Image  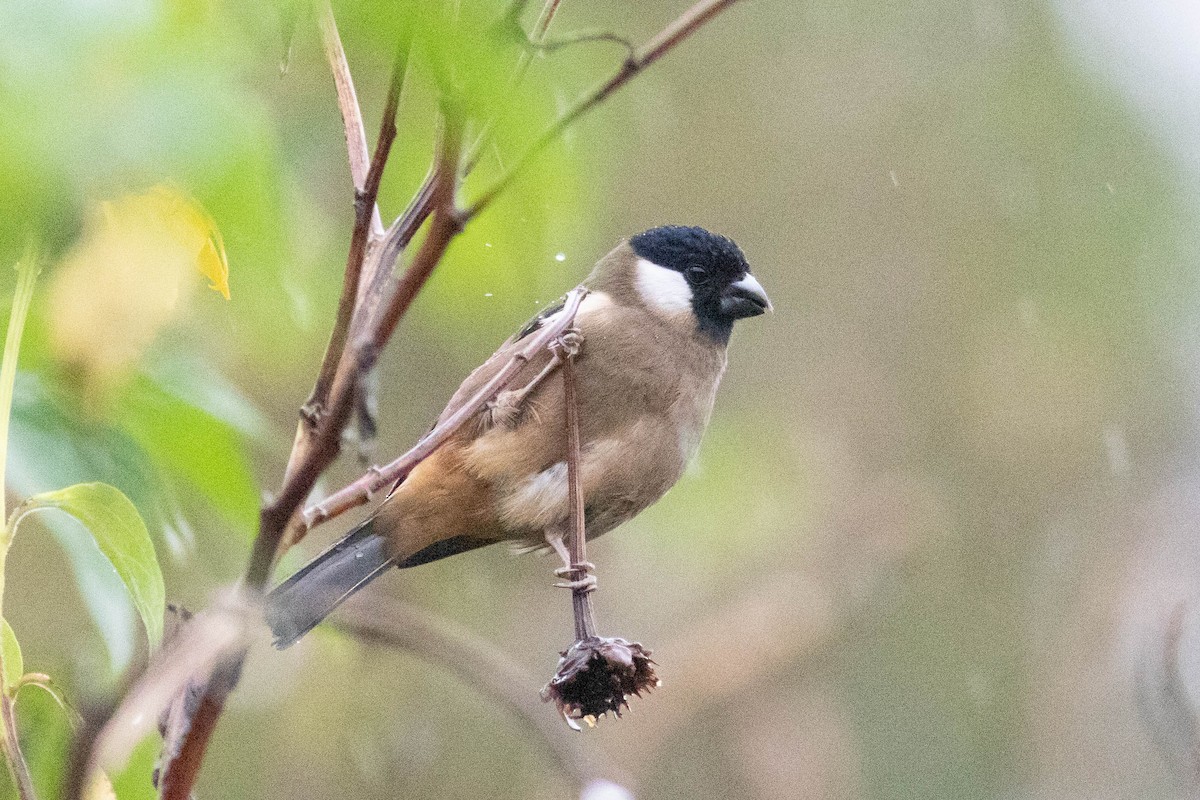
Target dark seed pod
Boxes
[541,636,659,729]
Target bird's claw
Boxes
[554,561,595,577]
[485,390,525,429]
[554,560,596,592]
[554,573,597,592]
[551,329,584,359]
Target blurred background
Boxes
[3,0,1200,797]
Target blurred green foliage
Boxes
[1,0,1199,798]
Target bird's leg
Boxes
[487,357,560,428]
[544,527,596,593]
[486,329,584,429]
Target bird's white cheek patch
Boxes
[635,258,693,316]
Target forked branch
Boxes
[67,0,752,795]
[466,0,747,219]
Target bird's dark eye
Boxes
[685,266,710,285]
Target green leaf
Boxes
[8,373,179,669]
[13,483,165,648]
[116,373,259,533]
[108,734,161,800]
[14,674,73,722]
[0,618,21,692]
[12,681,73,799]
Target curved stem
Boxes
[465,0,747,220]
[0,694,34,800]
[333,595,628,790]
[0,248,39,800]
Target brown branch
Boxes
[69,0,749,793]
[98,21,435,800]
[352,124,444,344]
[255,109,465,578]
[332,595,627,789]
[361,0,563,318]
[304,288,587,528]
[361,118,465,368]
[1,693,36,800]
[465,0,747,220]
[62,593,257,800]
[316,0,382,234]
[561,350,595,641]
[303,20,409,439]
[252,93,442,586]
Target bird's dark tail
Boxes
[264,517,394,649]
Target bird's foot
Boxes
[550,329,584,359]
[554,563,597,593]
[485,390,526,429]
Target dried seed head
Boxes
[541,636,659,728]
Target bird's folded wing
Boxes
[434,294,571,428]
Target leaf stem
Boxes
[0,246,41,800]
[0,246,39,529]
[0,694,34,800]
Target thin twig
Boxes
[302,24,410,440]
[561,350,595,640]
[365,0,563,309]
[304,288,587,528]
[316,0,383,234]
[332,595,627,789]
[361,115,465,369]
[521,30,637,62]
[463,0,564,174]
[352,116,444,347]
[69,0,748,793]
[465,0,747,220]
[1,693,36,800]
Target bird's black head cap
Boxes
[630,225,767,343]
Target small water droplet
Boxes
[484,292,493,298]
[484,242,493,248]
[555,252,566,262]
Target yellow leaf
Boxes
[48,186,230,383]
[197,235,231,300]
[151,186,231,300]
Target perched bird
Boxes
[266,225,771,647]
